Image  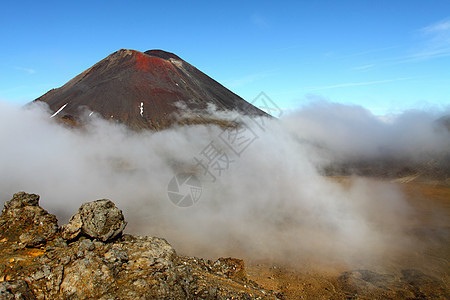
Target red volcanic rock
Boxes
[34,49,269,130]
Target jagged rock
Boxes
[210,257,247,281]
[60,213,82,240]
[3,193,39,209]
[60,255,116,298]
[61,199,127,242]
[0,192,58,247]
[0,193,276,299]
[0,280,36,299]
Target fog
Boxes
[1,100,449,269]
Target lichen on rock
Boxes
[0,279,36,299]
[0,192,276,299]
[61,199,127,242]
[0,192,58,247]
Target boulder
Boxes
[0,192,58,247]
[0,280,36,299]
[61,199,126,241]
[0,193,275,299]
[210,257,247,281]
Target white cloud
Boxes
[352,64,375,71]
[421,18,450,35]
[15,66,36,74]
[304,77,411,91]
[1,100,448,269]
[410,17,450,61]
[0,100,449,270]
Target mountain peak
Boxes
[34,49,268,130]
[145,49,182,61]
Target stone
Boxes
[2,192,39,210]
[210,257,247,281]
[60,213,82,241]
[0,193,276,299]
[60,256,115,298]
[0,280,36,299]
[61,199,127,242]
[0,192,58,247]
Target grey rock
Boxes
[60,256,71,265]
[104,246,128,264]
[0,280,36,299]
[3,192,39,210]
[210,257,247,281]
[60,213,82,240]
[32,270,45,281]
[1,193,276,299]
[0,192,58,247]
[60,256,115,298]
[62,199,127,242]
[78,239,95,251]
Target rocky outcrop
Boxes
[0,192,58,247]
[0,192,276,299]
[0,280,36,299]
[61,199,127,241]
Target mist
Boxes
[1,100,449,270]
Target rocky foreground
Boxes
[0,191,448,299]
[0,192,276,299]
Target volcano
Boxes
[34,49,268,130]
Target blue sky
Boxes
[1,0,449,115]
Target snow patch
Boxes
[139,102,144,117]
[50,103,68,118]
[89,112,93,117]
[169,58,183,67]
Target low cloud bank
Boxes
[0,100,449,269]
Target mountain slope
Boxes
[34,49,268,130]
